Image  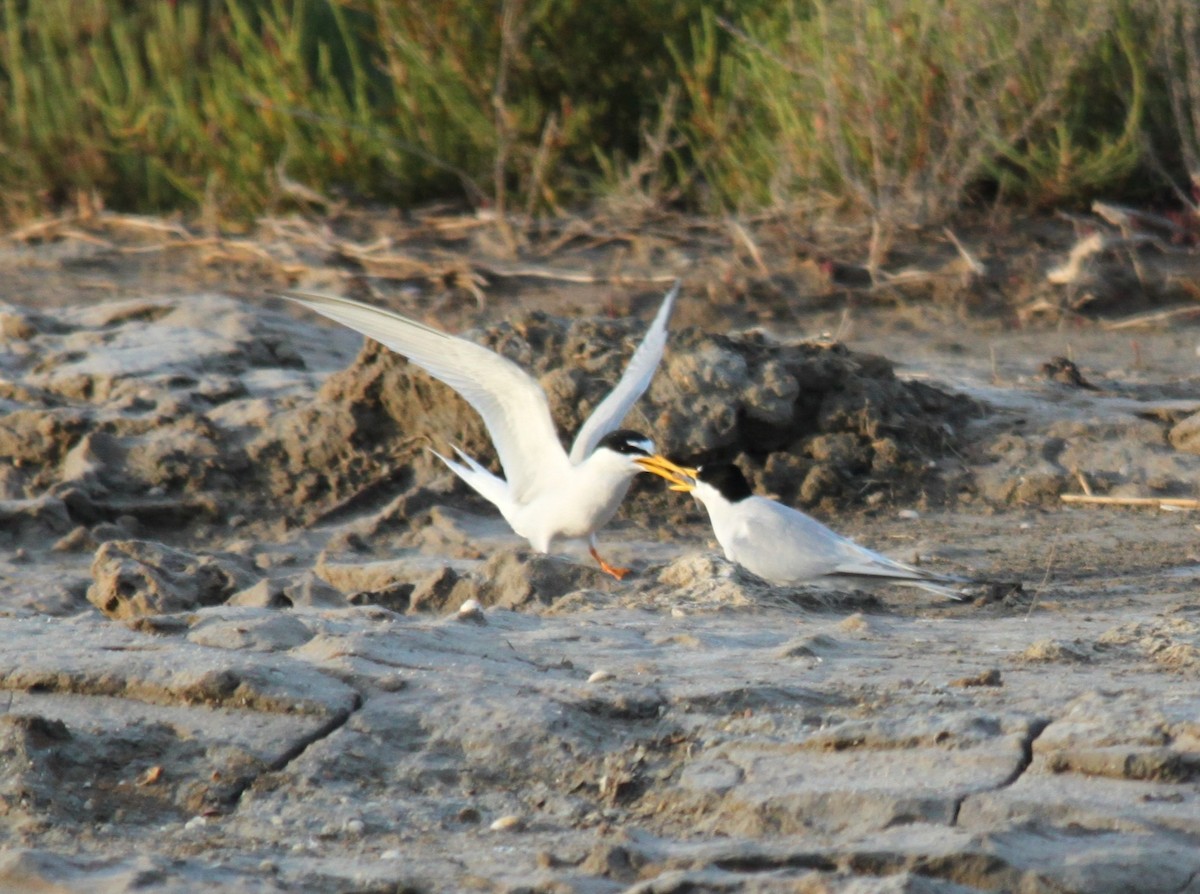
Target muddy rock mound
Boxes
[252,310,976,518]
[245,337,449,517]
[649,328,973,506]
[971,386,1200,507]
[87,540,258,619]
[407,551,615,614]
[0,295,313,543]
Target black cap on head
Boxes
[695,463,753,502]
[597,429,654,457]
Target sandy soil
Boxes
[2,209,1200,892]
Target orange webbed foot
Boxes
[589,545,630,580]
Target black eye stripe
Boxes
[597,429,654,456]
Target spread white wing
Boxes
[568,280,679,463]
[283,290,570,502]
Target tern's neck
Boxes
[692,484,740,530]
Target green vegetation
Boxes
[0,0,1190,225]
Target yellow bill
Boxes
[635,455,698,492]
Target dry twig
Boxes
[943,227,985,276]
[1061,494,1200,509]
[1101,305,1200,331]
[728,219,770,276]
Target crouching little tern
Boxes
[284,283,679,579]
[636,458,965,597]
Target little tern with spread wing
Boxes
[284,283,679,579]
[636,458,965,597]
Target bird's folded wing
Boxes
[724,500,848,582]
[830,541,966,594]
[284,290,570,500]
[830,555,943,583]
[569,280,679,463]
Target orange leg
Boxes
[589,544,630,580]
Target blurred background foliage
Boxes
[0,0,1193,226]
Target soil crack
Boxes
[226,690,364,812]
[997,716,1052,790]
[951,715,1051,827]
[1173,868,1200,894]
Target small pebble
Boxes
[344,818,365,836]
[949,668,1003,688]
[587,670,614,684]
[184,816,207,831]
[376,673,406,693]
[380,849,401,860]
[838,613,871,634]
[489,814,524,832]
[897,509,920,520]
[456,598,486,623]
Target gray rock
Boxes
[1169,410,1200,453]
[0,850,288,893]
[0,495,73,545]
[280,571,348,608]
[407,565,461,613]
[60,430,128,490]
[0,408,89,472]
[461,549,616,611]
[228,572,348,611]
[186,608,316,652]
[315,556,415,593]
[227,578,292,609]
[87,540,257,618]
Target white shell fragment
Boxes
[489,814,524,832]
[456,598,486,623]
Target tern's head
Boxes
[691,463,753,503]
[594,430,656,474]
[634,457,754,505]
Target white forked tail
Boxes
[828,556,968,600]
[430,447,514,516]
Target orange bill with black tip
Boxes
[634,455,698,492]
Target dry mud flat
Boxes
[3,287,1200,892]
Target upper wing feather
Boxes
[283,290,570,500]
[568,281,679,463]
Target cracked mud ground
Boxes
[4,216,1200,892]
